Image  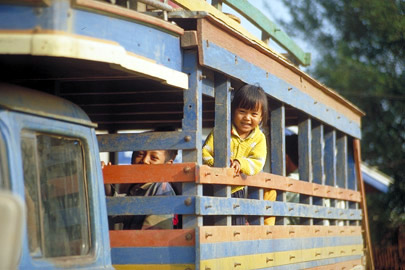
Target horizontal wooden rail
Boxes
[198,225,362,243]
[199,166,361,202]
[103,164,361,202]
[110,229,195,247]
[103,163,197,184]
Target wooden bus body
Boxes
[0,0,372,269]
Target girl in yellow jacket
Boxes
[203,84,274,225]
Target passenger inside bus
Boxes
[104,128,178,230]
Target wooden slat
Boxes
[195,17,364,126]
[113,264,195,270]
[196,197,362,220]
[106,196,195,215]
[354,139,374,269]
[198,166,361,202]
[103,163,196,184]
[305,258,363,270]
[199,225,362,243]
[109,229,195,247]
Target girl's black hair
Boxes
[231,84,269,125]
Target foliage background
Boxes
[265,0,405,246]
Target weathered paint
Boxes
[198,166,361,202]
[181,50,204,230]
[106,195,195,215]
[213,73,231,168]
[200,41,362,138]
[103,163,196,184]
[109,229,195,247]
[0,98,113,269]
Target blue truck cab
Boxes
[0,84,113,269]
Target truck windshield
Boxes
[21,131,91,259]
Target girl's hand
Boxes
[230,159,241,175]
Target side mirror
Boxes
[0,191,25,270]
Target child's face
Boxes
[132,150,171,165]
[233,104,262,138]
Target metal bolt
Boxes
[184,135,191,142]
[265,178,271,182]
[288,87,292,91]
[199,75,206,81]
[205,205,212,209]
[184,197,192,206]
[205,232,212,238]
[234,262,241,267]
[233,231,240,236]
[266,257,273,263]
[183,166,191,173]
[266,205,272,210]
[233,204,240,209]
[185,233,193,241]
[266,230,272,235]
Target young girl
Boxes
[202,84,269,225]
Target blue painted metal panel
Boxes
[199,236,363,260]
[73,9,182,70]
[0,2,70,31]
[97,131,196,152]
[111,246,195,264]
[5,111,113,269]
[0,2,182,71]
[200,41,361,138]
[107,196,195,215]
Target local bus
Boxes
[0,0,372,269]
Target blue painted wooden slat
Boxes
[200,41,361,138]
[181,50,203,228]
[270,104,285,176]
[199,236,363,260]
[213,73,231,168]
[106,196,195,215]
[324,129,337,187]
[311,122,324,185]
[196,197,362,220]
[298,117,312,225]
[298,117,312,182]
[97,131,196,152]
[111,246,195,264]
[336,133,348,189]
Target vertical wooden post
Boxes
[213,73,232,226]
[270,103,286,225]
[298,116,312,225]
[347,138,359,226]
[324,128,336,225]
[182,50,203,228]
[353,139,375,269]
[311,122,324,225]
[336,133,348,226]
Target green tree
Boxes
[267,0,405,245]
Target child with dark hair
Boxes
[202,84,269,225]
